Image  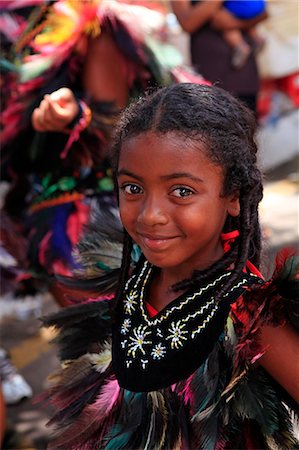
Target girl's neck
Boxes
[147,271,184,312]
[146,246,225,312]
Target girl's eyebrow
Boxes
[161,173,204,183]
[117,169,204,184]
[117,169,143,181]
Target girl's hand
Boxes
[31,87,80,132]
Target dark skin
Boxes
[118,132,240,310]
[259,324,299,403]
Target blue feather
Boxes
[50,204,78,268]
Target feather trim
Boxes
[75,206,123,274]
[41,251,299,449]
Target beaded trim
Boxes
[119,261,249,370]
[125,261,231,327]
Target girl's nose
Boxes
[137,196,168,226]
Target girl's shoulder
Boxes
[233,250,298,325]
[229,250,299,363]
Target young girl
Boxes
[43,83,299,449]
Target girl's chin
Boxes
[141,250,182,271]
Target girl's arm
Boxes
[170,0,223,34]
[211,8,268,31]
[259,323,299,403]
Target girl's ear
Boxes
[227,191,240,217]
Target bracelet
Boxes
[60,100,92,159]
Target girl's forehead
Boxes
[120,131,208,158]
[118,131,223,181]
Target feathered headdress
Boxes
[0,0,167,148]
[19,0,103,82]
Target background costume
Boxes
[0,0,186,295]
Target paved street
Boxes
[1,294,59,449]
[0,157,298,449]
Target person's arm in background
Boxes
[259,323,299,403]
[32,87,80,132]
[171,0,268,34]
[31,87,91,158]
[170,0,223,34]
[211,8,268,31]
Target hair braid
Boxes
[112,229,133,314]
[173,245,239,292]
[215,194,254,299]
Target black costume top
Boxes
[42,233,299,449]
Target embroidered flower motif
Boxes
[127,325,151,357]
[166,321,188,349]
[121,318,131,335]
[151,343,166,360]
[124,290,138,315]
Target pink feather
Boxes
[91,377,120,414]
[49,378,121,449]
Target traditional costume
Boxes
[42,209,299,449]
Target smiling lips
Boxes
[137,233,179,251]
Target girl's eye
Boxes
[171,187,194,198]
[121,183,143,195]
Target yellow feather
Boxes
[89,342,112,373]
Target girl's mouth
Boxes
[138,233,178,251]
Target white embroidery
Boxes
[127,325,152,357]
[151,343,166,360]
[156,328,163,338]
[124,290,138,315]
[141,359,149,369]
[166,321,188,349]
[121,318,131,335]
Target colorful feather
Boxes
[40,247,298,449]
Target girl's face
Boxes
[117,131,240,281]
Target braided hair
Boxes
[112,83,263,306]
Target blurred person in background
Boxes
[0,0,172,307]
[171,0,268,113]
[1,0,208,308]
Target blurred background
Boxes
[0,1,298,448]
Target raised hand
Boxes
[32,87,80,132]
